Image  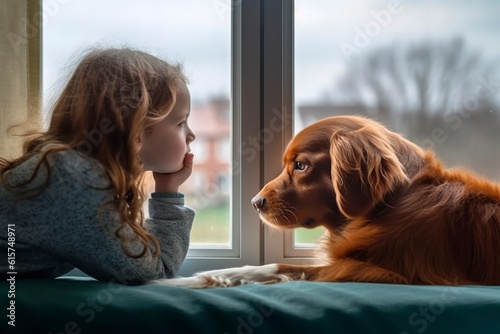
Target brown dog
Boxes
[156,115,500,288]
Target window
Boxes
[42,0,499,275]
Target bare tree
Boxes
[337,37,490,131]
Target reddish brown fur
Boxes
[253,115,500,285]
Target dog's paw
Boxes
[201,264,285,285]
[152,264,290,289]
[149,275,219,288]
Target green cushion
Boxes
[1,277,499,333]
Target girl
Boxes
[0,48,196,285]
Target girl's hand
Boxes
[152,153,194,193]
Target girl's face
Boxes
[140,84,196,173]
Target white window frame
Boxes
[181,0,317,276]
[182,0,318,275]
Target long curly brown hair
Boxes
[0,48,187,258]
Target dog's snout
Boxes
[251,195,266,211]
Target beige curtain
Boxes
[0,0,42,159]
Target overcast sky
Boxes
[42,0,500,107]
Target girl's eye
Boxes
[293,161,307,172]
[179,120,188,127]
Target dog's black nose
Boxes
[251,195,266,211]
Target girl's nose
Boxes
[187,127,196,143]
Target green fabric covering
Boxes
[1,277,499,333]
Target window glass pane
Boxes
[294,0,500,245]
[43,0,231,246]
[294,227,324,247]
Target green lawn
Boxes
[190,204,231,245]
[294,227,325,245]
[190,204,325,246]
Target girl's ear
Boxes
[329,126,409,219]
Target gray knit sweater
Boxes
[0,150,194,284]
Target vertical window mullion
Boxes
[238,0,263,266]
[261,0,300,263]
[262,0,316,263]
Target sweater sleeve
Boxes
[145,194,195,278]
[4,151,195,285]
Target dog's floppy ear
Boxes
[330,125,409,218]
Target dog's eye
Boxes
[294,161,308,172]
